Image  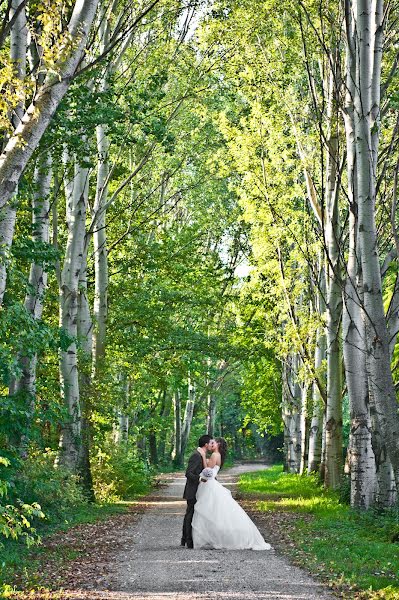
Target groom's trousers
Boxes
[182,499,196,546]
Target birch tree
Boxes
[0,0,100,305]
[347,0,399,488]
[58,151,90,471]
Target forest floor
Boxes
[8,463,335,600]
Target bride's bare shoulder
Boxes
[209,451,221,466]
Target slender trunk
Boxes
[324,59,343,489]
[181,375,195,458]
[158,391,171,461]
[114,377,130,444]
[206,392,217,437]
[58,153,89,471]
[299,382,309,475]
[92,123,109,374]
[308,266,326,473]
[282,355,302,473]
[77,243,95,500]
[10,157,52,449]
[92,11,110,376]
[172,390,182,465]
[149,431,158,465]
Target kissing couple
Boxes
[181,434,271,550]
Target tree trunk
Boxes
[282,355,302,473]
[113,374,130,446]
[323,56,343,489]
[181,375,195,459]
[352,0,399,486]
[0,0,99,306]
[172,390,182,465]
[158,390,171,461]
[77,242,95,500]
[299,382,309,475]
[342,50,376,508]
[0,0,99,202]
[92,11,110,377]
[149,430,158,465]
[308,266,326,473]
[58,152,89,471]
[0,0,27,303]
[8,155,51,453]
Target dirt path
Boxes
[55,463,334,600]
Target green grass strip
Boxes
[239,465,399,599]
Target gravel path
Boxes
[73,464,334,600]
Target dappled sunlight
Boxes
[256,495,341,515]
[239,466,339,505]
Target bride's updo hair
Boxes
[216,437,227,466]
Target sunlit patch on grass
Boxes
[239,464,399,598]
[256,493,343,515]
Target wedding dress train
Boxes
[191,465,271,550]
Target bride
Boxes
[191,437,271,551]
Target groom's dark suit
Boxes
[182,449,203,547]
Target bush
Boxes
[11,451,87,518]
[0,456,45,548]
[91,444,154,502]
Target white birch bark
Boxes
[0,0,27,304]
[0,0,99,208]
[181,375,195,457]
[0,0,99,307]
[206,392,217,437]
[282,355,302,473]
[10,157,52,395]
[91,9,111,376]
[352,0,399,486]
[58,151,90,471]
[342,29,376,508]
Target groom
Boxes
[181,434,215,549]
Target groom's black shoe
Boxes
[180,537,186,546]
[186,541,194,549]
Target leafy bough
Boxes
[0,457,44,548]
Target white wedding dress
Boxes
[191,465,271,550]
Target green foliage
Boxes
[91,444,154,502]
[10,452,86,518]
[0,456,44,549]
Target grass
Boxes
[0,501,129,597]
[239,465,399,599]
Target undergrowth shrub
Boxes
[11,450,86,518]
[0,456,45,548]
[92,444,154,501]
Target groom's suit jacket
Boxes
[183,450,203,501]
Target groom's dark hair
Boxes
[198,434,212,447]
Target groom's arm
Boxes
[185,453,202,483]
